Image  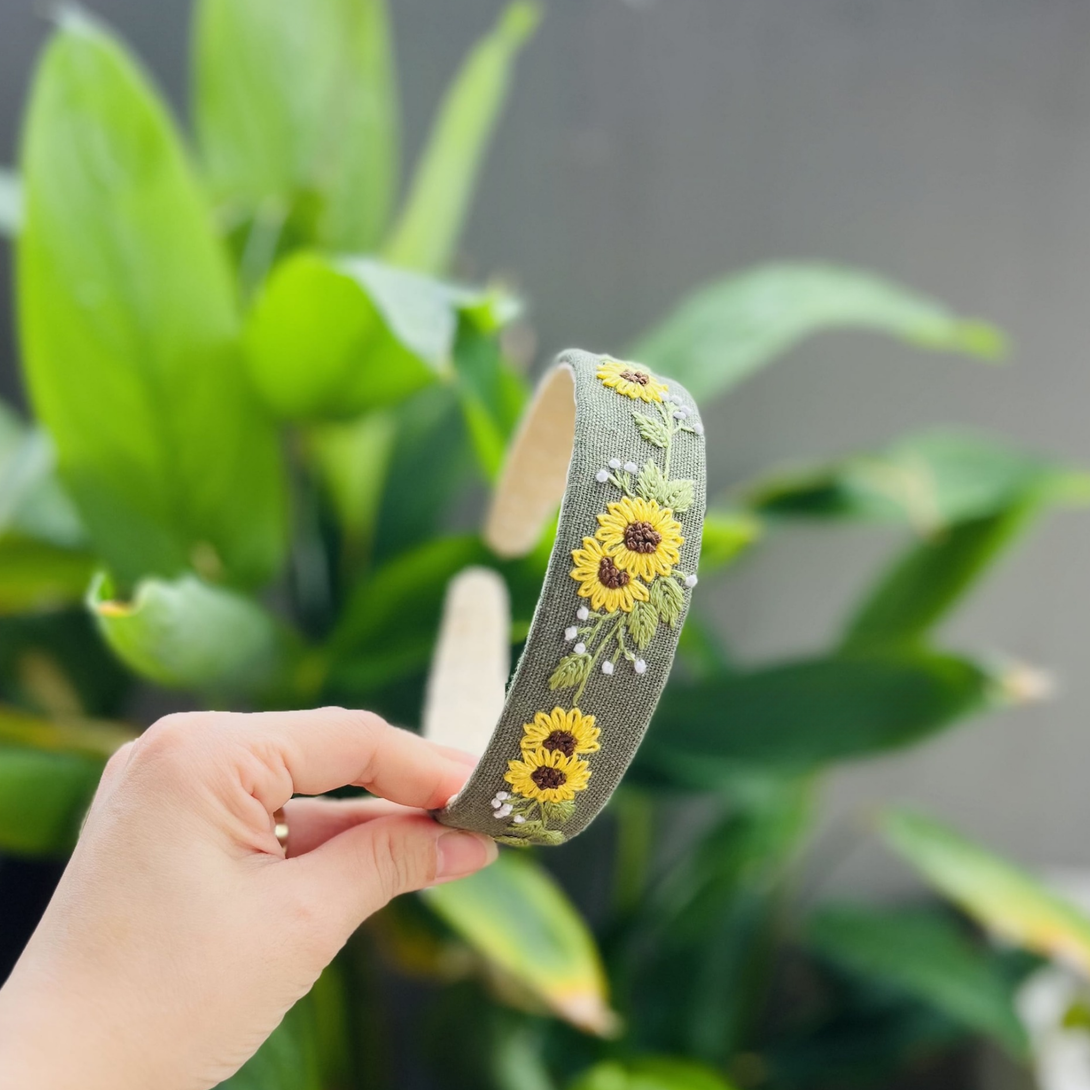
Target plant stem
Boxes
[612,787,655,917]
[573,614,623,705]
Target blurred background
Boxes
[3,0,1089,894]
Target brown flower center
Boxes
[531,766,567,791]
[542,729,578,757]
[623,520,662,554]
[620,368,650,386]
[597,556,630,589]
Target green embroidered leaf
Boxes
[549,653,590,692]
[662,477,696,514]
[636,461,670,505]
[650,577,685,628]
[505,818,546,837]
[542,799,576,824]
[496,835,534,849]
[626,600,659,651]
[633,411,670,449]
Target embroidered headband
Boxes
[423,349,706,846]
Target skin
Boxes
[0,706,497,1090]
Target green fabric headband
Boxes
[424,349,706,846]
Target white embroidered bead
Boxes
[602,660,614,675]
[495,804,513,818]
[495,791,509,801]
[574,642,587,655]
[608,458,622,470]
[564,626,578,641]
[685,573,698,588]
[692,421,705,436]
[576,606,590,621]
[490,797,502,808]
[673,408,688,420]
[595,468,610,483]
[623,461,638,474]
[512,814,526,824]
[634,658,647,675]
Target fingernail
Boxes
[436,831,498,879]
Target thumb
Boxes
[286,812,498,935]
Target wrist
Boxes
[0,957,143,1090]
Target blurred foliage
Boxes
[0,3,1088,1089]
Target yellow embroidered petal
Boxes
[570,536,649,613]
[595,497,684,581]
[595,358,669,403]
[521,707,600,757]
[505,747,592,803]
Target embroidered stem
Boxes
[574,614,624,705]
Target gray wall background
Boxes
[2,0,1090,896]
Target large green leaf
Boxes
[384,2,541,273]
[808,904,1028,1057]
[88,571,295,694]
[0,167,21,236]
[18,13,286,587]
[193,0,398,252]
[326,534,489,696]
[371,385,478,561]
[570,1058,738,1090]
[631,264,1003,403]
[217,965,350,1090]
[305,411,398,560]
[0,404,93,613]
[745,430,1090,533]
[881,809,1090,976]
[244,251,515,420]
[422,852,615,1035]
[617,785,810,1063]
[699,509,761,573]
[453,323,529,479]
[0,610,131,718]
[841,507,1032,650]
[0,540,95,615]
[0,745,102,856]
[0,704,133,761]
[638,651,999,783]
[0,401,84,549]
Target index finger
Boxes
[198,706,478,813]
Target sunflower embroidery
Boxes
[493,358,702,844]
[521,707,600,758]
[505,746,592,804]
[596,358,669,403]
[595,496,684,582]
[570,536,651,613]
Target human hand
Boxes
[0,707,496,1090]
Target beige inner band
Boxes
[423,365,577,757]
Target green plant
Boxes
[1,4,1088,1088]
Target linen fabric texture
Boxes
[432,349,706,845]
